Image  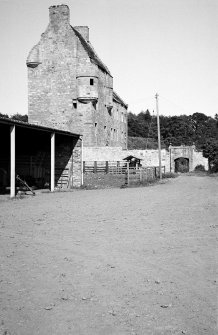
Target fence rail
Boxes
[83,161,127,174]
[83,161,165,185]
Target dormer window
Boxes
[90,78,94,85]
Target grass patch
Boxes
[83,173,126,189]
[83,172,176,190]
[162,172,178,179]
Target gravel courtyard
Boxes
[0,175,217,335]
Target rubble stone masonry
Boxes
[27,4,128,149]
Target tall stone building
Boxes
[27,4,128,148]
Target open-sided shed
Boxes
[123,155,142,168]
[0,118,82,197]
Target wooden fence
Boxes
[125,167,156,186]
[83,161,165,185]
[83,161,127,174]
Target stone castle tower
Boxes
[27,4,128,148]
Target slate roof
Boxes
[72,27,128,109]
[72,27,111,75]
[113,91,128,109]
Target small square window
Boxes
[90,79,94,85]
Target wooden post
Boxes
[169,144,172,172]
[94,161,97,173]
[127,162,129,185]
[83,161,85,173]
[106,161,109,174]
[81,137,83,186]
[117,161,120,174]
[51,132,55,192]
[145,167,148,182]
[10,125,15,198]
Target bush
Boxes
[194,164,205,172]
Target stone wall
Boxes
[192,151,208,170]
[83,147,170,171]
[55,136,82,188]
[83,146,208,172]
[27,4,128,148]
[169,145,208,172]
[71,138,82,187]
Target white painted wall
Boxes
[83,146,208,172]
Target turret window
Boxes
[90,79,94,85]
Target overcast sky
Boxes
[0,0,217,117]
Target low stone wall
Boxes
[83,146,208,173]
[193,151,208,170]
[83,147,170,171]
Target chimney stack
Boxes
[49,4,70,26]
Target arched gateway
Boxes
[174,157,189,173]
[169,145,195,173]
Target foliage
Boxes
[194,164,205,172]
[0,113,28,123]
[162,172,178,178]
[128,111,218,151]
[11,114,28,122]
[202,139,218,172]
[0,113,9,118]
[128,136,166,150]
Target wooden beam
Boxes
[10,125,15,198]
[51,132,55,192]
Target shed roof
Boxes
[0,117,81,138]
[123,155,142,161]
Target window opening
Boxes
[90,78,94,85]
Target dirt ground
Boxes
[0,175,217,335]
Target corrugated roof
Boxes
[0,117,81,137]
[72,27,112,75]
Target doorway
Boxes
[174,157,189,173]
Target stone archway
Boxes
[174,157,189,173]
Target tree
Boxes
[202,139,218,172]
[11,114,28,123]
[0,113,9,118]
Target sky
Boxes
[0,0,217,117]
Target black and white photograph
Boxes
[0,0,217,334]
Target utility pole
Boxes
[155,93,162,179]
